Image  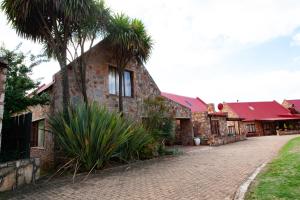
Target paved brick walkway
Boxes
[4,135,298,200]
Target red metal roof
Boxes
[161,92,207,112]
[286,99,300,112]
[226,101,300,121]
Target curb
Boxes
[233,162,267,200]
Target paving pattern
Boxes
[4,135,298,200]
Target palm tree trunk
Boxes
[80,51,88,104]
[118,68,123,113]
[81,64,88,104]
[58,48,70,113]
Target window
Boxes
[246,124,256,133]
[228,126,236,134]
[109,66,133,97]
[31,119,45,147]
[211,120,220,135]
[263,123,271,130]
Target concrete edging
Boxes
[233,162,267,200]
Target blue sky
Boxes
[1,0,300,107]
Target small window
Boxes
[211,120,220,135]
[263,123,271,130]
[108,66,133,97]
[246,124,256,133]
[228,126,236,134]
[31,119,45,147]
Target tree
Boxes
[69,1,110,103]
[1,0,99,112]
[0,45,49,119]
[105,14,153,113]
[143,96,175,151]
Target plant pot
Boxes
[194,137,201,146]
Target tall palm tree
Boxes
[106,14,153,113]
[1,0,98,112]
[70,1,110,104]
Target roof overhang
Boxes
[208,112,227,117]
[227,117,245,121]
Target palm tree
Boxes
[70,1,110,104]
[106,14,153,113]
[1,0,100,111]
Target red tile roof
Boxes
[285,99,300,112]
[226,101,300,121]
[161,92,207,112]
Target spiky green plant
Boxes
[49,103,153,171]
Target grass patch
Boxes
[246,136,300,200]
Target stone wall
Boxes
[282,100,300,114]
[192,112,228,136]
[0,61,7,151]
[192,112,211,137]
[0,158,40,192]
[162,97,192,119]
[282,100,292,110]
[192,112,235,145]
[277,129,300,136]
[29,40,164,168]
[222,103,240,118]
[52,40,161,120]
[210,134,247,146]
[29,104,54,170]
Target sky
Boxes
[1,0,300,107]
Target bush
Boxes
[143,96,175,152]
[49,103,153,171]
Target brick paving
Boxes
[4,135,298,200]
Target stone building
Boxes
[282,99,300,114]
[222,101,300,137]
[28,40,194,168]
[0,58,7,151]
[161,92,245,145]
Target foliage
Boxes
[0,45,49,119]
[246,136,300,200]
[1,0,107,111]
[105,13,153,112]
[143,96,175,152]
[57,1,111,103]
[48,103,154,172]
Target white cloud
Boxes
[1,0,300,102]
[291,32,300,46]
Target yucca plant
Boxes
[115,124,155,161]
[49,103,153,173]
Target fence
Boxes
[0,113,32,163]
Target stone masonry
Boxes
[29,40,193,168]
[0,158,40,192]
[0,58,7,151]
[192,111,238,145]
[52,40,161,119]
[29,104,54,170]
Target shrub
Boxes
[143,96,175,152]
[49,103,153,172]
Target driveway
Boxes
[4,135,298,200]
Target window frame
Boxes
[31,119,46,148]
[228,126,236,135]
[246,124,256,133]
[211,120,220,135]
[108,66,134,98]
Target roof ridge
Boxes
[161,91,197,100]
[226,101,277,104]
